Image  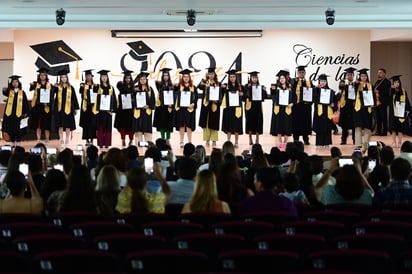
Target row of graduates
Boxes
[2,65,410,150]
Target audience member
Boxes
[0,170,43,215]
[181,169,231,213]
[238,167,298,216]
[373,157,412,208]
[95,164,121,215]
[167,157,197,204]
[116,163,171,213]
[41,169,67,215]
[280,172,309,205]
[397,140,412,167]
[125,145,142,171]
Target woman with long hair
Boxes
[2,75,29,146]
[174,69,198,147]
[115,162,171,213]
[181,169,231,213]
[53,69,79,147]
[79,69,97,146]
[153,68,175,146]
[114,70,135,147]
[132,72,155,144]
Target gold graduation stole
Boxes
[32,82,51,113]
[5,89,23,117]
[245,84,252,111]
[395,89,407,123]
[156,88,173,113]
[339,80,349,108]
[92,85,113,114]
[175,85,194,112]
[203,81,219,112]
[57,85,72,114]
[82,84,91,112]
[295,79,311,104]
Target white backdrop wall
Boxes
[13,29,370,133]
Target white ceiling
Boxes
[1,0,412,38]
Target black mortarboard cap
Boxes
[276,70,289,77]
[122,70,134,76]
[57,69,69,76]
[8,75,22,81]
[179,69,192,75]
[390,75,402,81]
[344,67,357,73]
[136,71,150,78]
[296,66,307,72]
[160,68,172,73]
[30,40,82,78]
[248,71,260,77]
[37,67,49,74]
[84,69,94,76]
[318,74,330,80]
[97,70,110,76]
[127,40,154,60]
[225,69,238,75]
[206,67,216,73]
[357,68,369,75]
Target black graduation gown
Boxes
[93,84,118,130]
[174,85,198,131]
[291,78,314,135]
[132,87,155,133]
[53,85,79,130]
[338,80,357,130]
[114,81,134,133]
[353,83,375,129]
[29,81,54,131]
[198,82,222,130]
[312,87,334,145]
[79,83,97,139]
[221,83,243,134]
[244,84,265,134]
[153,81,175,132]
[270,87,294,136]
[388,88,411,133]
[2,88,30,136]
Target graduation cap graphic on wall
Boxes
[30,40,82,79]
[126,40,154,71]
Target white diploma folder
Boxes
[395,101,406,118]
[362,90,374,106]
[121,94,132,110]
[163,90,174,105]
[302,87,313,102]
[135,92,147,109]
[208,86,220,101]
[320,89,332,105]
[39,88,50,104]
[252,86,262,101]
[279,90,289,106]
[228,91,240,107]
[180,91,191,107]
[100,95,111,111]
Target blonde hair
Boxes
[189,170,218,212]
[95,164,120,193]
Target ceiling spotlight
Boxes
[325,8,335,25]
[187,9,196,26]
[56,8,66,26]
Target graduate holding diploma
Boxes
[92,70,118,148]
[388,75,411,148]
[114,70,135,147]
[2,75,29,146]
[270,70,294,148]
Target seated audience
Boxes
[95,164,121,215]
[397,140,412,167]
[167,157,197,204]
[279,172,309,205]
